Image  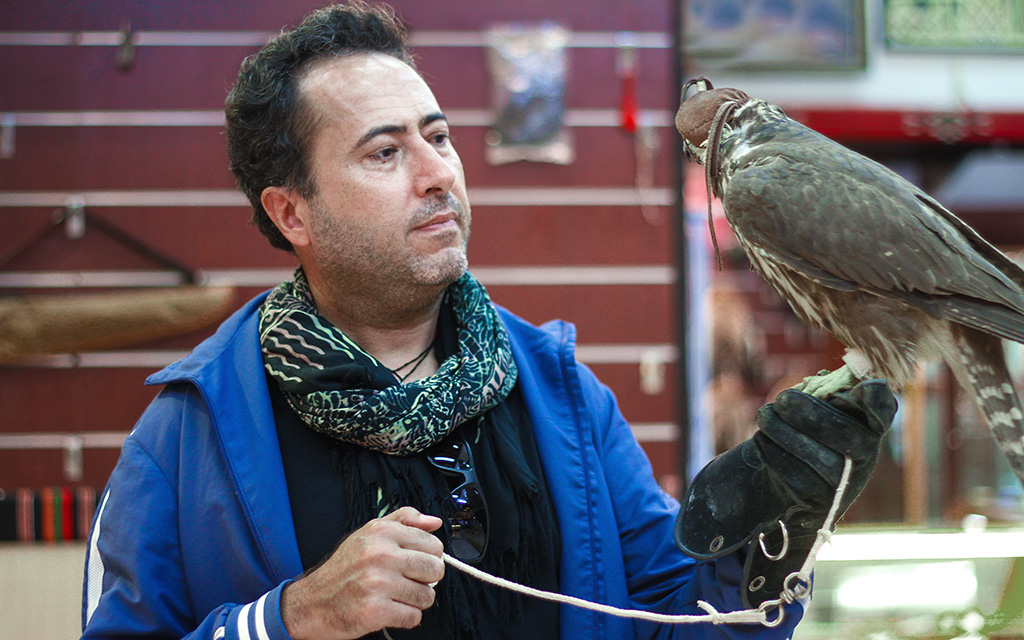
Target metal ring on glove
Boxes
[782,570,811,602]
[758,521,789,561]
[757,600,786,628]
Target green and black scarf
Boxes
[258,268,518,455]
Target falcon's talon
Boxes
[795,366,858,400]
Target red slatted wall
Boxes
[0,0,683,512]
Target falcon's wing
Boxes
[722,145,1024,342]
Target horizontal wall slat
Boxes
[0,188,674,207]
[0,30,672,49]
[3,343,676,370]
[0,422,677,449]
[3,108,674,128]
[0,432,126,449]
[0,265,674,288]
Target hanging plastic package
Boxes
[484,23,573,165]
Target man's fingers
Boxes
[355,596,426,632]
[401,548,445,586]
[361,509,445,586]
[388,506,444,534]
[390,577,438,611]
[384,507,445,559]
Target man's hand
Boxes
[281,506,445,640]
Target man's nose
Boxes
[413,142,457,196]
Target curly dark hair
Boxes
[225,2,414,251]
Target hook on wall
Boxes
[116,19,136,71]
[65,196,86,240]
[1,114,15,159]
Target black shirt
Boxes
[269,303,560,639]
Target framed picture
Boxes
[884,0,1024,54]
[683,0,866,71]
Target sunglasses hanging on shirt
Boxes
[427,435,489,563]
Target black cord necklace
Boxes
[389,338,436,383]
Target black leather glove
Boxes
[674,379,896,609]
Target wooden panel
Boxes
[0,430,680,495]
[0,124,678,191]
[487,284,674,343]
[453,126,678,188]
[0,361,676,431]
[0,38,673,112]
[0,127,237,191]
[469,206,674,266]
[639,441,681,494]
[0,47,250,111]
[586,362,677,423]
[0,212,275,274]
[418,46,675,112]
[1,0,672,36]
[0,207,288,273]
[395,0,672,32]
[0,449,120,489]
[0,368,156,432]
[0,205,672,270]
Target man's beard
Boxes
[310,193,471,292]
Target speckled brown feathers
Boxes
[675,77,1024,485]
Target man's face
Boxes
[298,53,471,292]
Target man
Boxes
[81,3,895,639]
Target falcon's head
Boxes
[675,77,750,166]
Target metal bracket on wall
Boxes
[0,197,199,284]
[640,348,667,396]
[116,19,136,70]
[64,195,86,239]
[1,113,14,159]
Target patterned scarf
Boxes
[258,269,518,456]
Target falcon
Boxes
[676,77,1024,485]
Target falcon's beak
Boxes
[681,76,714,102]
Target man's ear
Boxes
[261,186,312,248]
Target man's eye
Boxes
[431,133,451,146]
[371,147,398,161]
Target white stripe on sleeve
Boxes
[84,490,112,623]
[253,593,271,640]
[237,602,253,640]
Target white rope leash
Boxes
[442,456,855,628]
[443,553,770,625]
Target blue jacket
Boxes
[82,291,803,639]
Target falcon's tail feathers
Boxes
[951,327,1024,486]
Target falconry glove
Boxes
[674,378,896,609]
